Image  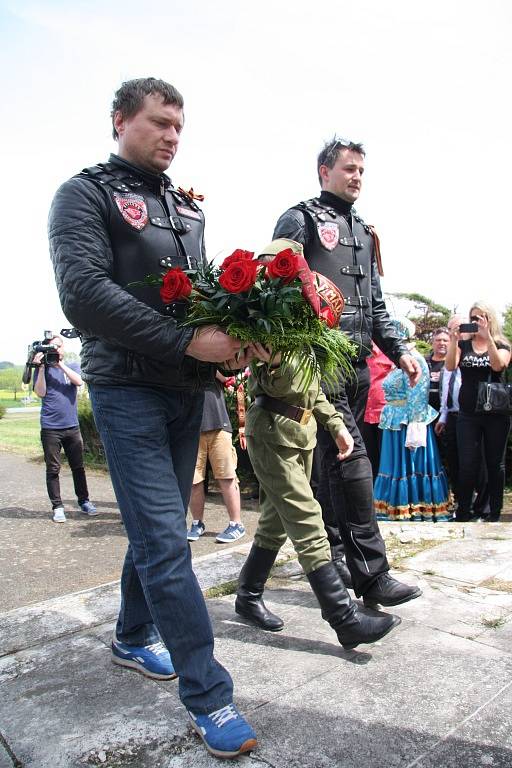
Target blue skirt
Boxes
[374,424,450,521]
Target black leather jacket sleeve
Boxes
[48,176,194,366]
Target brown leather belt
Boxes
[254,395,312,425]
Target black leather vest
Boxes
[79,156,206,318]
[295,198,375,361]
[74,156,214,390]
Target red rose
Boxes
[265,248,300,283]
[220,249,255,271]
[160,267,193,304]
[218,260,258,293]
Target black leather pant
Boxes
[315,362,389,596]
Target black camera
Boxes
[22,331,60,384]
[459,322,479,334]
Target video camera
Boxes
[22,328,80,385]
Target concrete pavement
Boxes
[1,452,512,766]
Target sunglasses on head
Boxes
[333,137,354,150]
[324,137,356,163]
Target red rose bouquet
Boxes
[132,246,355,389]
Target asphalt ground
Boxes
[0,450,259,612]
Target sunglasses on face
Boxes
[470,315,484,322]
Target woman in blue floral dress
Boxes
[374,318,450,521]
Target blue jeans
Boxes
[89,385,233,713]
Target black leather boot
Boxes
[307,561,401,650]
[332,558,353,590]
[235,545,284,631]
[363,573,422,608]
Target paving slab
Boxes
[379,574,512,641]
[0,743,13,768]
[413,680,512,767]
[0,633,189,768]
[404,536,512,584]
[233,588,512,768]
[3,568,512,767]
[0,541,296,658]
[3,445,512,767]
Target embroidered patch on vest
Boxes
[317,222,339,251]
[113,193,148,231]
[175,205,201,221]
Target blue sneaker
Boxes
[216,522,246,543]
[111,638,177,680]
[188,704,257,758]
[80,500,99,516]
[187,520,206,541]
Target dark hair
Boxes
[432,327,450,338]
[317,137,365,184]
[111,77,184,139]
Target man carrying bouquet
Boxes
[48,77,256,759]
[273,137,422,608]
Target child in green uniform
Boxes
[235,240,400,649]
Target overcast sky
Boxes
[1,0,511,363]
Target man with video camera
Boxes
[33,334,97,523]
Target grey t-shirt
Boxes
[201,382,232,433]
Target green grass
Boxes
[384,536,444,569]
[480,616,507,630]
[0,411,41,456]
[204,580,238,598]
[0,388,38,410]
[0,409,108,472]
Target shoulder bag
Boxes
[475,374,512,416]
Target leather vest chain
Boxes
[296,198,375,360]
[80,161,206,317]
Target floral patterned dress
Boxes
[373,352,449,521]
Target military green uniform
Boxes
[246,363,344,574]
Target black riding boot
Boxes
[332,556,353,589]
[235,545,284,631]
[307,561,401,650]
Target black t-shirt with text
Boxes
[458,339,510,413]
[425,355,444,412]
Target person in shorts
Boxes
[188,372,245,543]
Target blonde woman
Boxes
[445,302,511,522]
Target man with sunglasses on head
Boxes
[273,137,422,610]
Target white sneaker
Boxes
[52,506,66,523]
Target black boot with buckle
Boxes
[307,561,401,650]
[235,545,284,632]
